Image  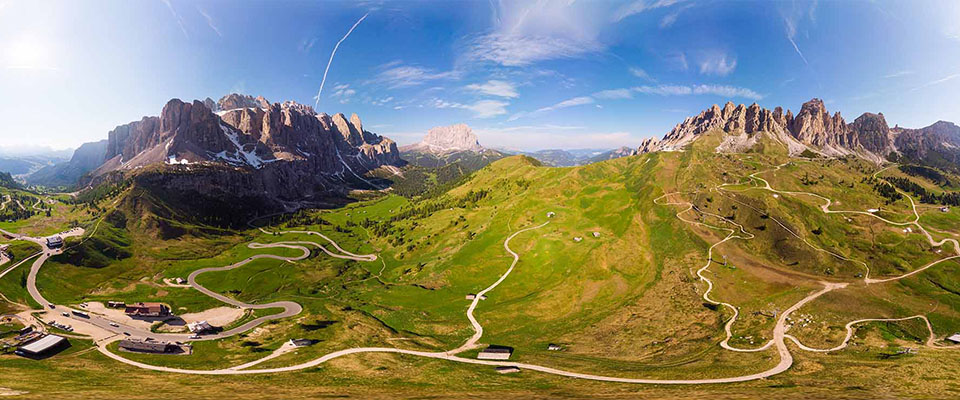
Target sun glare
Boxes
[4,36,53,70]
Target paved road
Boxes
[9,225,380,346]
[14,161,960,383]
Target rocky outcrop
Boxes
[893,121,960,171]
[77,94,402,223]
[647,97,960,169]
[400,123,506,170]
[848,112,894,158]
[637,137,660,153]
[402,124,484,154]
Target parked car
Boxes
[61,312,70,317]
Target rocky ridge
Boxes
[77,93,402,227]
[643,98,960,168]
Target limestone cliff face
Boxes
[643,97,960,168]
[402,123,484,154]
[84,94,402,221]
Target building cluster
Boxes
[124,302,170,318]
[8,328,69,359]
[45,236,63,249]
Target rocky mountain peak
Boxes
[217,93,270,111]
[404,123,484,154]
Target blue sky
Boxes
[1,0,959,151]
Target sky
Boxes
[1,0,959,152]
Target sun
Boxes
[4,35,53,70]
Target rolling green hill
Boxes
[3,129,960,399]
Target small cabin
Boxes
[477,345,513,360]
[496,366,521,374]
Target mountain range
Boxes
[644,98,960,171]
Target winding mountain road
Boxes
[6,159,960,384]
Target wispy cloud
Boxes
[299,37,318,53]
[196,6,221,38]
[162,0,189,39]
[467,32,602,67]
[329,83,356,104]
[633,84,762,100]
[698,53,737,76]
[466,80,519,98]
[465,1,606,66]
[433,98,509,118]
[884,70,914,79]
[614,0,682,22]
[629,67,656,82]
[781,1,816,65]
[633,85,692,96]
[912,72,960,91]
[508,96,595,121]
[314,13,368,109]
[536,96,595,113]
[369,64,458,89]
[667,52,689,71]
[593,88,634,100]
[659,2,693,28]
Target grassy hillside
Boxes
[4,130,960,398]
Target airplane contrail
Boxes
[314,13,369,110]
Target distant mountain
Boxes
[643,98,960,171]
[0,151,71,178]
[586,146,640,164]
[400,124,506,170]
[0,171,20,189]
[517,148,612,167]
[26,140,108,188]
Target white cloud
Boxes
[633,85,693,96]
[467,33,602,67]
[466,80,519,98]
[467,99,510,118]
[369,64,458,89]
[912,72,960,91]
[536,96,595,113]
[196,6,221,38]
[162,0,189,39]
[781,1,816,65]
[698,53,737,76]
[432,98,509,118]
[465,1,606,66]
[629,67,656,82]
[632,84,762,100]
[509,96,595,121]
[692,84,762,100]
[659,3,692,28]
[329,83,356,104]
[614,0,681,22]
[884,70,914,79]
[593,88,633,100]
